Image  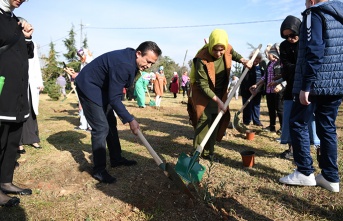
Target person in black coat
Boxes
[0,0,34,207]
[76,41,162,184]
[240,51,264,127]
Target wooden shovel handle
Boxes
[196,44,262,153]
[238,84,263,113]
[137,130,163,166]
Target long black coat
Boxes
[0,10,34,122]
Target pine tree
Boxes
[41,42,63,100]
[63,25,81,72]
[41,42,61,82]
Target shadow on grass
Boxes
[46,130,223,220]
[215,196,274,221]
[258,187,342,220]
[0,205,27,221]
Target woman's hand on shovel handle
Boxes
[213,96,227,113]
[240,58,253,69]
[129,119,140,135]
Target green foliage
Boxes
[146,55,181,81]
[63,25,80,66]
[41,42,63,82]
[232,62,243,77]
[192,161,227,205]
[44,79,61,101]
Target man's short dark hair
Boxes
[136,41,162,56]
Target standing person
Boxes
[189,29,251,160]
[153,66,167,108]
[230,75,239,100]
[18,41,44,153]
[272,15,320,160]
[280,0,343,193]
[181,71,190,98]
[170,72,179,98]
[251,43,284,133]
[77,48,93,131]
[240,51,264,127]
[0,0,33,207]
[75,41,162,183]
[56,73,67,97]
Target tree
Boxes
[232,62,243,77]
[63,25,80,72]
[41,42,61,82]
[82,35,88,49]
[40,42,63,100]
[151,56,180,80]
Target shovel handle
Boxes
[195,44,262,153]
[238,84,263,113]
[146,86,151,99]
[137,130,164,167]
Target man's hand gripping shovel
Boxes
[175,44,262,185]
[136,130,195,198]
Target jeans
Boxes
[290,95,342,182]
[281,100,320,146]
[77,89,122,173]
[242,93,262,125]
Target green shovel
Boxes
[137,130,194,198]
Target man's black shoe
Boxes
[93,170,116,183]
[111,157,137,167]
[263,125,276,132]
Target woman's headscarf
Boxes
[208,29,229,56]
[0,0,14,12]
[189,29,229,83]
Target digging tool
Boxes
[175,44,262,184]
[232,84,263,130]
[136,130,194,199]
[146,86,156,106]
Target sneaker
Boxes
[74,126,87,131]
[280,149,293,160]
[93,170,116,184]
[111,157,137,167]
[279,169,316,186]
[315,174,339,192]
[276,129,282,135]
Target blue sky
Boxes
[16,0,308,68]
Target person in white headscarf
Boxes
[0,0,33,207]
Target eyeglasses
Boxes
[284,33,297,39]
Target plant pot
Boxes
[240,150,255,167]
[246,130,255,140]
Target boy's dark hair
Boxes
[136,41,162,56]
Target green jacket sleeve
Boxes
[194,58,216,99]
[231,48,243,63]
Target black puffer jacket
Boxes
[0,9,34,122]
[279,15,301,100]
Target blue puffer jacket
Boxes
[293,1,343,95]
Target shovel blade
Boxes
[175,152,206,184]
[232,112,240,129]
[165,163,195,199]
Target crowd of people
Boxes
[0,0,342,209]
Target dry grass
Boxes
[0,92,342,221]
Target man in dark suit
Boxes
[76,41,162,183]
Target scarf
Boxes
[0,0,13,12]
[190,29,229,83]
